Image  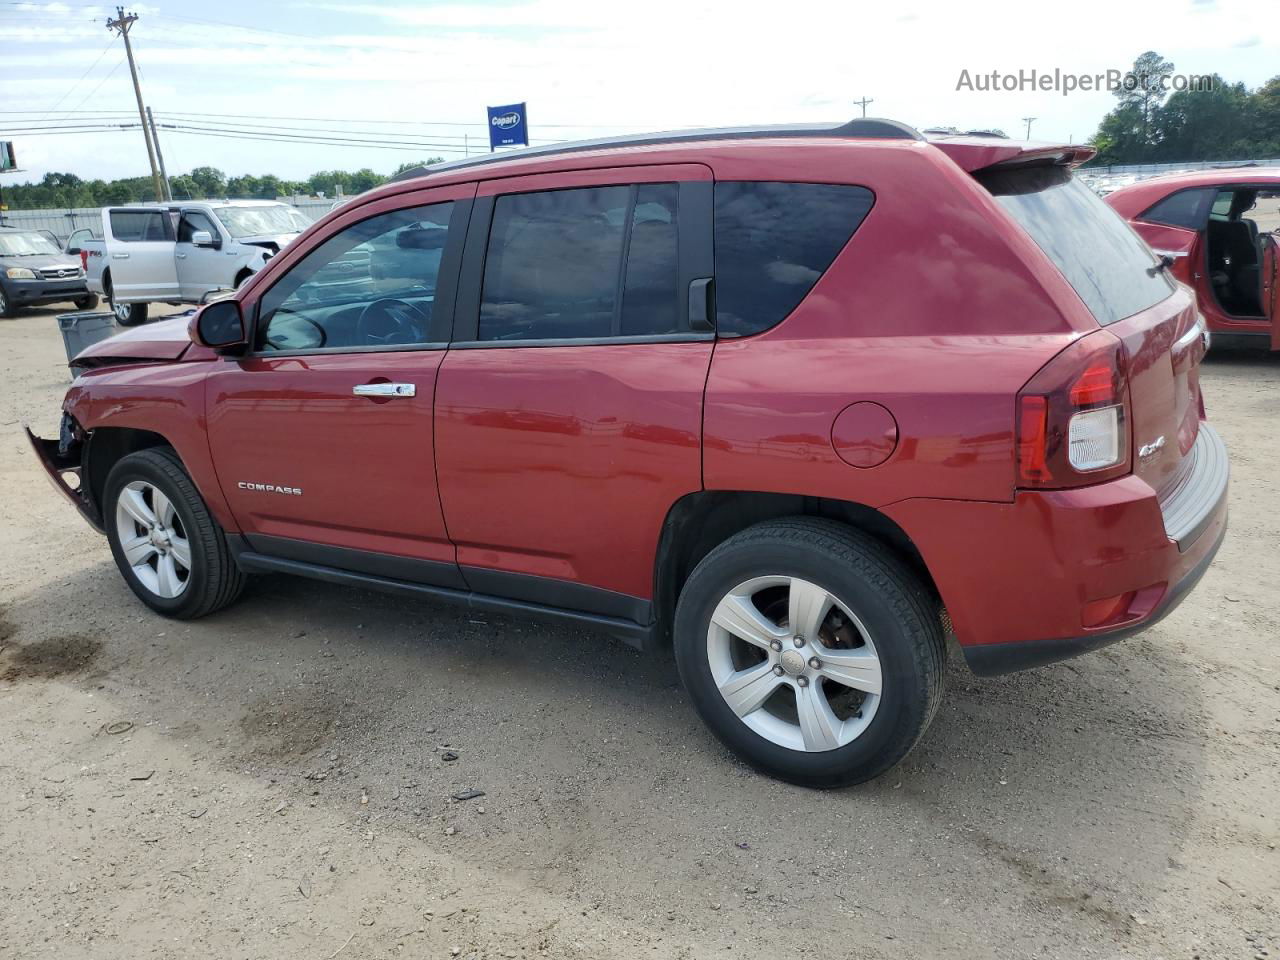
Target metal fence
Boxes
[0,197,335,244]
[1084,158,1280,175]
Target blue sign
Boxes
[487,103,528,150]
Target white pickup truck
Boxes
[76,200,312,325]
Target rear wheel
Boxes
[105,275,147,326]
[104,448,246,619]
[673,518,945,787]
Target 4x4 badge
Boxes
[1138,436,1166,460]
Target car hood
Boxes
[73,315,195,366]
[0,253,81,271]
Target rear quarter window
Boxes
[978,166,1173,326]
[714,182,874,337]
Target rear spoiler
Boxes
[928,136,1097,173]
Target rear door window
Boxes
[109,209,171,242]
[714,182,874,337]
[1138,187,1215,230]
[978,166,1174,326]
[478,183,683,341]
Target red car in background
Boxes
[1106,169,1280,350]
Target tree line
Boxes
[0,159,442,211]
[1089,52,1280,166]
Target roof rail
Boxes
[388,117,924,184]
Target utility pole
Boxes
[146,106,172,200]
[106,7,164,202]
[1022,116,1036,139]
[854,97,874,118]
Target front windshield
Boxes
[213,205,306,239]
[0,231,61,256]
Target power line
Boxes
[62,55,127,117]
[152,113,565,146]
[160,126,473,155]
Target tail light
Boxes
[1016,332,1130,489]
[79,250,88,272]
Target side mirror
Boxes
[67,246,81,255]
[191,230,221,249]
[191,299,247,351]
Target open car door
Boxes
[1264,233,1279,350]
[1129,220,1200,289]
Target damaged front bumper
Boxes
[24,413,103,532]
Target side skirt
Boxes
[232,549,656,651]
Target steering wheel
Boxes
[357,298,429,345]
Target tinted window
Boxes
[258,202,454,352]
[177,211,217,243]
[980,166,1173,326]
[714,182,873,337]
[1140,187,1213,229]
[479,183,681,341]
[110,209,170,242]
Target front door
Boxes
[434,165,715,615]
[175,208,230,300]
[205,182,475,586]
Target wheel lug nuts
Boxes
[793,636,805,647]
[796,676,809,688]
[808,657,821,670]
[769,640,783,652]
[772,665,785,677]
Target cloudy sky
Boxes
[2,0,1278,184]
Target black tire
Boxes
[104,447,247,619]
[74,294,100,311]
[673,518,945,788]
[0,283,16,318]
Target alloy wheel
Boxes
[112,300,132,323]
[706,576,883,752]
[114,480,192,599]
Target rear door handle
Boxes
[112,253,130,260]
[688,277,714,332]
[353,382,415,397]
[175,252,187,259]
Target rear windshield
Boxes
[978,165,1173,326]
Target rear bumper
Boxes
[884,423,1229,676]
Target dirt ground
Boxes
[1,302,1277,960]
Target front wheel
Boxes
[74,294,100,311]
[104,448,246,619]
[0,284,16,317]
[673,518,945,788]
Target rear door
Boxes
[105,207,178,300]
[434,164,714,612]
[175,208,230,300]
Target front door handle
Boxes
[175,252,187,259]
[353,382,415,397]
[112,252,130,260]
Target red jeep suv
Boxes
[29,120,1228,787]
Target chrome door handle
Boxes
[112,252,130,259]
[353,382,415,397]
[175,252,187,259]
